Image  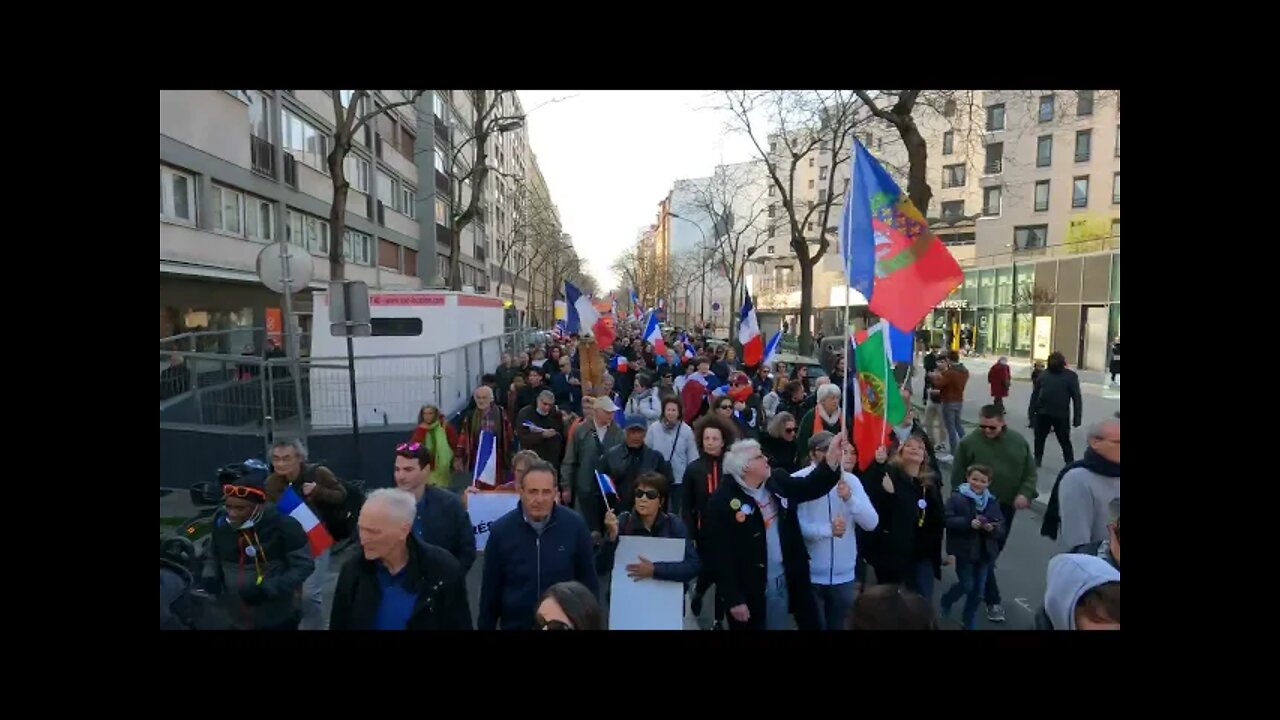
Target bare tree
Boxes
[611,239,663,308]
[667,248,703,328]
[325,90,424,282]
[722,91,865,355]
[685,161,771,339]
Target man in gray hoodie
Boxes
[1039,553,1120,630]
[1058,419,1120,551]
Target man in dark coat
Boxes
[1029,351,1083,467]
[601,418,674,514]
[330,488,473,630]
[515,389,567,468]
[702,435,845,631]
[393,443,476,575]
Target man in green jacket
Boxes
[561,396,626,541]
[949,404,1036,625]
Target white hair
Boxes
[474,385,494,400]
[272,438,307,461]
[816,376,832,387]
[538,389,556,403]
[723,439,762,480]
[364,488,417,525]
[816,383,841,403]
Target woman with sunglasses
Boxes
[410,405,459,488]
[597,471,700,603]
[760,411,801,475]
[535,581,605,630]
[201,460,315,630]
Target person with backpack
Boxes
[265,439,347,631]
[202,461,314,630]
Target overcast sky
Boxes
[519,91,760,292]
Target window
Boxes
[378,238,400,270]
[1077,90,1094,116]
[305,215,329,254]
[768,185,776,197]
[1039,95,1055,122]
[1111,219,1120,240]
[225,90,250,104]
[1112,173,1120,204]
[819,189,828,202]
[1014,225,1048,250]
[769,139,778,153]
[768,205,776,218]
[344,229,372,265]
[982,187,1001,217]
[1034,180,1051,211]
[986,104,1005,131]
[941,201,964,221]
[985,142,1003,174]
[843,178,849,194]
[766,245,775,254]
[768,226,776,238]
[286,210,303,248]
[401,185,416,218]
[808,179,815,189]
[1075,130,1092,162]
[943,164,966,188]
[344,154,370,193]
[213,185,243,235]
[435,196,449,225]
[433,93,446,119]
[942,131,954,155]
[434,144,447,175]
[281,109,328,173]
[377,170,398,210]
[370,317,423,337]
[808,157,815,168]
[247,90,269,140]
[806,222,814,232]
[1072,176,1090,208]
[819,166,828,181]
[1115,125,1120,157]
[1037,135,1053,167]
[944,98,957,118]
[941,232,975,246]
[159,166,196,224]
[245,197,274,241]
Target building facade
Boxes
[160,90,561,354]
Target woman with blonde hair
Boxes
[859,435,946,602]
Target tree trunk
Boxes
[327,138,350,283]
[902,117,931,217]
[798,255,815,355]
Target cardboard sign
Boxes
[467,492,519,551]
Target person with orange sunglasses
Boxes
[200,460,314,630]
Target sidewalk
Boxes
[952,355,1114,389]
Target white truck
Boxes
[308,289,506,428]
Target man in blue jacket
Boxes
[478,460,599,630]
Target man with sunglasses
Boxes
[601,418,674,515]
[948,405,1037,624]
[393,442,476,575]
[201,460,314,630]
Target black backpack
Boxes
[296,464,365,542]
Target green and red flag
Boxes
[851,320,906,470]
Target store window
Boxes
[994,310,1013,354]
[996,267,1014,305]
[1110,253,1120,302]
[978,270,996,306]
[1015,264,1036,306]
[962,272,978,305]
[1015,312,1033,356]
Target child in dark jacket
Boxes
[939,465,1006,630]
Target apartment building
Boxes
[160,90,559,352]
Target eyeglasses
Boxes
[534,617,573,631]
[396,442,424,452]
[718,405,733,411]
[634,488,661,500]
[978,424,1001,432]
[782,427,797,435]
[223,484,265,500]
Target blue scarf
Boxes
[959,483,993,512]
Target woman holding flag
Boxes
[455,385,511,487]
[858,437,946,602]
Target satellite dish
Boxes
[257,243,314,295]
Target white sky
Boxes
[519,91,760,292]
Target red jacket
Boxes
[988,363,1011,399]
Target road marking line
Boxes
[1014,597,1034,614]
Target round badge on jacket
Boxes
[730,498,742,510]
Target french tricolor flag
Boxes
[739,290,763,366]
[595,470,617,497]
[472,430,498,487]
[566,281,615,347]
[276,486,335,558]
[642,310,666,356]
[762,330,783,368]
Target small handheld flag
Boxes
[595,470,618,511]
[276,487,335,558]
[762,330,783,368]
[473,430,498,487]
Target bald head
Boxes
[358,488,415,562]
[1087,418,1120,463]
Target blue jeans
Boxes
[905,559,935,604]
[811,581,856,631]
[300,547,331,631]
[942,560,991,630]
[942,402,965,452]
[765,574,791,631]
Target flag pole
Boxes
[881,319,891,449]
[842,281,851,442]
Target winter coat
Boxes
[1109,342,1121,375]
[933,363,970,403]
[329,535,473,631]
[645,420,699,489]
[682,454,725,546]
[796,466,880,586]
[458,405,512,485]
[478,503,599,630]
[265,464,347,513]
[760,432,801,476]
[596,510,700,583]
[797,407,843,469]
[1031,367,1083,424]
[988,363,1011,399]
[949,426,1038,505]
[515,404,567,468]
[859,461,945,581]
[202,505,315,630]
[1043,553,1120,630]
[412,486,477,575]
[600,443,674,514]
[550,370,582,411]
[944,492,1006,562]
[561,421,625,495]
[625,388,663,424]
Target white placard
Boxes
[467,492,519,552]
[608,536,686,630]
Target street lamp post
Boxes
[669,212,710,328]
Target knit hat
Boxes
[219,459,269,503]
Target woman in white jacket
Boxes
[644,397,699,516]
[794,431,879,630]
[626,373,663,424]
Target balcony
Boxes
[250,135,275,178]
[283,153,298,188]
[376,200,386,227]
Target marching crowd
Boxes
[161,322,1119,632]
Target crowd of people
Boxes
[162,320,1119,632]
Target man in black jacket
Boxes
[702,434,845,631]
[330,488,473,630]
[1029,351,1083,467]
[393,443,476,575]
[922,346,939,405]
[601,418,674,514]
[515,366,550,418]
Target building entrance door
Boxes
[1081,305,1108,371]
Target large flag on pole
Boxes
[565,280,615,347]
[738,290,763,366]
[840,139,963,333]
[642,310,667,356]
[851,321,906,470]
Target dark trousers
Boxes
[992,396,1005,412]
[983,502,1016,605]
[942,560,991,630]
[1034,415,1074,465]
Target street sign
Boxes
[712,302,721,312]
[329,280,372,337]
[256,242,314,295]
